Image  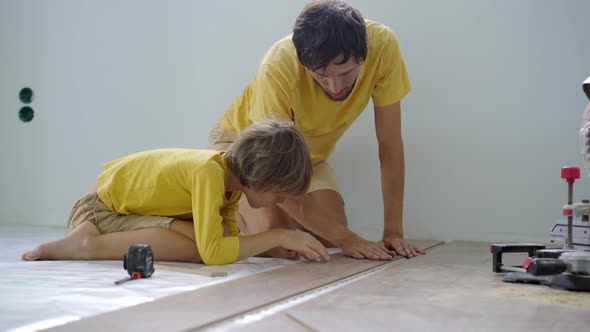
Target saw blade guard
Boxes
[579,76,590,175]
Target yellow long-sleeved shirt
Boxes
[96,149,241,265]
[219,20,411,164]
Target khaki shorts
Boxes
[66,192,174,234]
[208,123,341,194]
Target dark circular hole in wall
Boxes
[19,87,34,104]
[19,106,35,123]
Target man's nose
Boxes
[327,78,343,94]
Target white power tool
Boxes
[549,77,590,250]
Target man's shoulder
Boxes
[261,34,300,71]
[250,34,302,92]
[365,19,398,48]
[365,19,391,32]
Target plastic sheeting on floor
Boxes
[0,225,304,332]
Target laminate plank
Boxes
[243,241,589,332]
[47,240,441,332]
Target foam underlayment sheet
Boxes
[0,225,317,332]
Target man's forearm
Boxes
[300,195,359,247]
[380,141,405,238]
[280,193,359,247]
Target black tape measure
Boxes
[114,244,155,285]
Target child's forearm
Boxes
[237,229,286,261]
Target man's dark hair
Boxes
[292,0,367,71]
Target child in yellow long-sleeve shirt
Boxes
[21,120,330,265]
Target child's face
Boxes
[244,187,289,209]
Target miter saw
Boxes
[494,77,590,291]
[549,76,590,250]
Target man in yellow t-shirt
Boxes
[210,0,425,260]
[21,120,331,265]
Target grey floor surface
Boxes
[0,225,302,332]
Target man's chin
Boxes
[325,90,352,101]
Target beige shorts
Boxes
[66,192,174,234]
[208,123,341,194]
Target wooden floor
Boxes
[47,241,590,331]
[239,241,590,331]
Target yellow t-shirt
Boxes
[219,20,411,163]
[96,149,241,265]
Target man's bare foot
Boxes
[21,221,100,261]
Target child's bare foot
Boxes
[21,221,100,261]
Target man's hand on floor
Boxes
[383,236,426,259]
[339,235,397,260]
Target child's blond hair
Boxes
[225,120,312,195]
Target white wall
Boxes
[2,0,589,244]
